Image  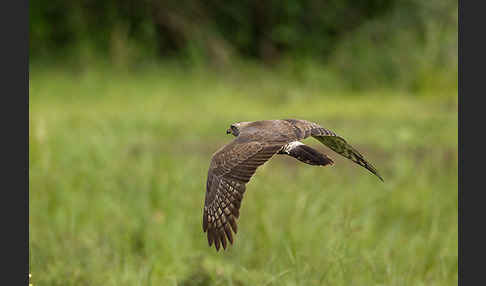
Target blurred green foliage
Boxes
[30,0,457,91]
[30,0,394,61]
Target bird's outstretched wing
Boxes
[311,126,383,181]
[284,119,384,181]
[313,132,384,182]
[203,139,284,251]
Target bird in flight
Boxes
[202,119,383,251]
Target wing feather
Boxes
[306,124,383,181]
[284,119,383,181]
[203,138,284,251]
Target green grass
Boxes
[29,66,458,285]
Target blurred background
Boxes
[29,1,458,285]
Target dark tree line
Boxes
[31,0,399,64]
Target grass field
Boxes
[29,66,458,285]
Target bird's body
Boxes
[203,119,383,251]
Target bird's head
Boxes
[226,122,254,136]
[226,123,240,136]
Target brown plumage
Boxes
[203,119,383,251]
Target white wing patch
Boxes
[281,141,305,153]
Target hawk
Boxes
[203,119,383,251]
